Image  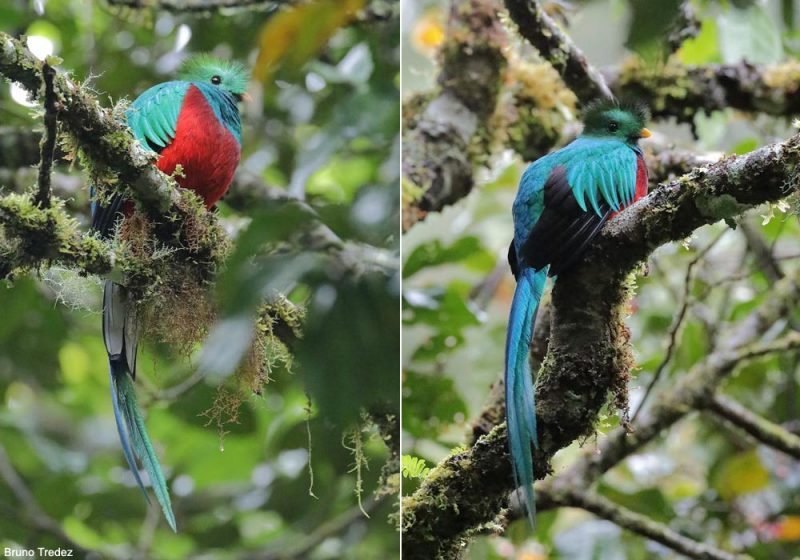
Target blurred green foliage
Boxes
[0,0,399,558]
[403,0,800,559]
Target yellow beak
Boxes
[639,128,652,139]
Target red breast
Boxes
[156,85,241,208]
[633,154,649,203]
[608,155,649,220]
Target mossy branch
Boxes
[0,193,115,280]
[401,131,800,558]
[503,0,613,104]
[104,0,398,21]
[609,59,800,124]
[35,62,58,209]
[548,271,800,489]
[402,1,800,228]
[0,31,179,217]
[402,0,508,230]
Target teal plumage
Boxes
[506,101,651,527]
[126,79,243,149]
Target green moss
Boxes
[0,191,113,276]
[695,193,751,220]
[616,56,698,121]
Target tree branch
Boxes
[0,32,179,217]
[540,271,800,494]
[402,0,508,229]
[609,59,800,123]
[105,0,398,21]
[0,193,115,280]
[503,0,613,104]
[537,486,748,560]
[35,62,58,209]
[708,393,800,460]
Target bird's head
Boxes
[180,55,249,101]
[581,99,651,145]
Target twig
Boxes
[667,1,700,54]
[538,486,748,560]
[632,227,728,422]
[539,273,800,493]
[255,495,384,560]
[503,0,613,103]
[708,393,800,460]
[35,62,58,209]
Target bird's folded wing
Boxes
[125,80,188,153]
[517,145,636,276]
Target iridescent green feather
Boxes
[126,81,188,150]
[179,54,248,95]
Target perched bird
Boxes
[505,100,651,526]
[91,55,247,531]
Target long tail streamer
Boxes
[109,358,176,531]
[504,267,546,527]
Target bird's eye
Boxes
[211,75,222,85]
[608,121,619,132]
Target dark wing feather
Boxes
[508,241,520,280]
[519,165,611,277]
[91,193,126,240]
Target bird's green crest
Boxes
[179,54,248,97]
[581,99,650,144]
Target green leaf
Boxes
[625,0,683,63]
[402,370,467,438]
[717,4,784,64]
[403,236,494,278]
[298,272,400,427]
[401,455,431,479]
[679,18,722,65]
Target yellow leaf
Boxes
[714,450,770,500]
[776,516,800,541]
[253,0,365,85]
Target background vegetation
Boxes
[402,1,800,559]
[0,1,399,558]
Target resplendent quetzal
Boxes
[505,100,651,526]
[91,55,247,531]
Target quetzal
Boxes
[505,100,651,526]
[91,55,247,531]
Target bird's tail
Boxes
[105,283,176,532]
[504,266,546,527]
